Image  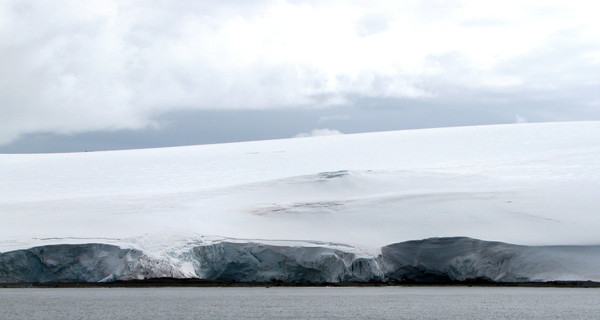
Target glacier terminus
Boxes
[1,122,600,284]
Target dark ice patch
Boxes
[317,170,350,179]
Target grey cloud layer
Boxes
[1,0,599,146]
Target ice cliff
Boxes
[2,237,599,284]
[381,237,600,282]
[191,242,383,283]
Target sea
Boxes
[1,286,599,319]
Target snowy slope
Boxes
[1,122,600,282]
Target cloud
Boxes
[294,129,343,138]
[1,0,600,145]
[515,114,529,123]
[318,114,351,123]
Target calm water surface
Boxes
[1,287,599,319]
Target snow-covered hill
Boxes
[1,122,599,283]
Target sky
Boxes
[1,0,600,153]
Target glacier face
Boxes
[190,242,383,283]
[381,237,600,282]
[0,244,142,283]
[2,238,599,284]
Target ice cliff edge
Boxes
[1,237,599,284]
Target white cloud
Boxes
[1,0,600,145]
[318,115,351,123]
[294,129,343,138]
[515,114,529,123]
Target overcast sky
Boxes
[1,0,600,153]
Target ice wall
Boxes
[381,237,600,282]
[191,242,383,283]
[1,238,599,284]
